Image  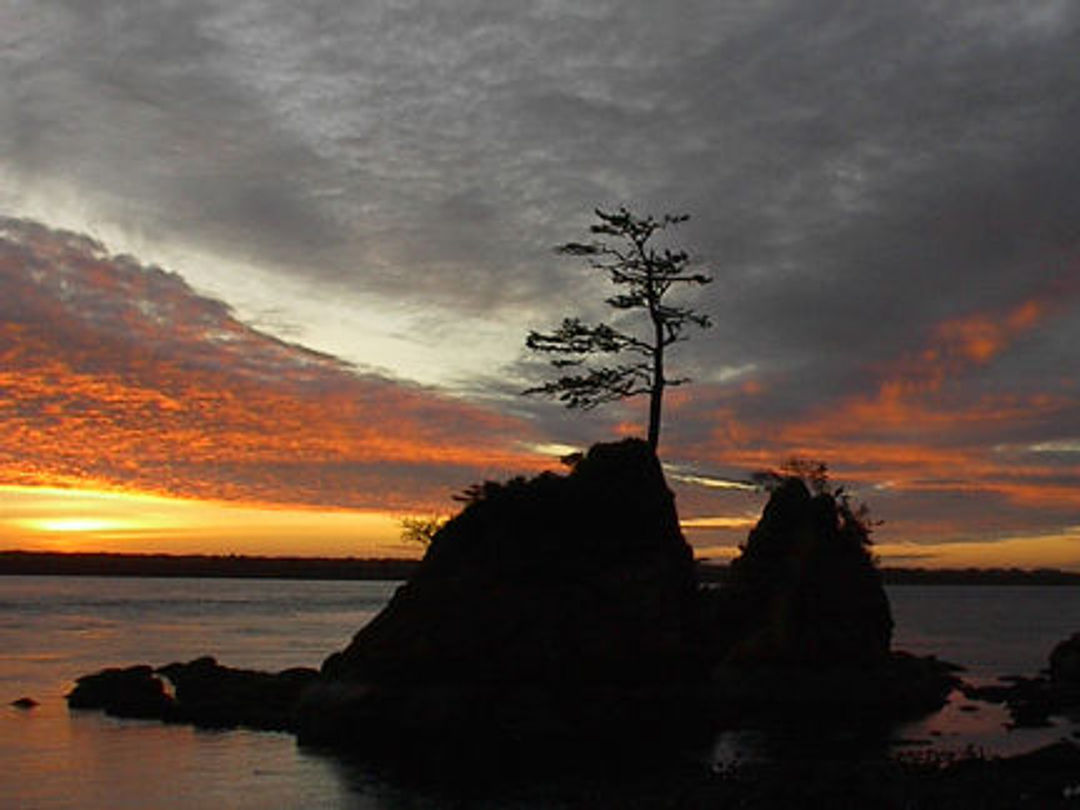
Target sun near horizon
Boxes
[0,484,415,559]
[4,480,1080,572]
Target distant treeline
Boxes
[880,566,1080,585]
[698,562,1080,586]
[2,551,1078,585]
[0,551,419,581]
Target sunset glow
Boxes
[27,518,138,534]
[2,2,1079,570]
[0,485,414,558]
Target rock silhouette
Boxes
[157,657,318,731]
[67,658,317,731]
[1050,632,1080,696]
[297,438,703,749]
[962,631,1080,728]
[68,438,957,752]
[719,476,893,665]
[67,665,173,720]
[699,476,954,725]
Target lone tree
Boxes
[524,206,712,450]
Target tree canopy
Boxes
[524,206,712,450]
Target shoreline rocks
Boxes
[953,632,1080,730]
[67,657,317,732]
[67,665,173,720]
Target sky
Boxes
[2,1,1079,566]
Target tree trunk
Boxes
[647,380,663,451]
[648,317,665,451]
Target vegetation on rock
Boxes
[524,207,712,450]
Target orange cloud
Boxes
[675,289,1080,554]
[0,218,549,513]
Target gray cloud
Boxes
[8,2,1078,313]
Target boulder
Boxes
[67,665,174,720]
[67,658,318,731]
[157,656,319,732]
[1050,632,1080,699]
[297,438,703,749]
[961,632,1080,727]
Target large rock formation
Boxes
[697,476,953,724]
[296,438,703,749]
[718,477,893,665]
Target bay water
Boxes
[1,577,1078,808]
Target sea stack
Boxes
[721,476,894,665]
[295,438,703,751]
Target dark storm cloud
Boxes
[7,2,1079,314]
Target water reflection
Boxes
[317,740,717,810]
[3,579,1080,808]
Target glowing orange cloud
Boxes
[672,287,1080,564]
[0,218,549,514]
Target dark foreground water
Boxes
[1,578,1078,808]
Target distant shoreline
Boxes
[2,550,1079,585]
[0,550,420,581]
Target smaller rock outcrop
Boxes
[719,476,893,666]
[158,657,318,731]
[1050,632,1080,700]
[11,696,39,709]
[66,658,317,731]
[963,631,1080,728]
[697,474,956,724]
[67,665,173,720]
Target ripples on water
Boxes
[1,578,1078,808]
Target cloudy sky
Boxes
[2,0,1079,565]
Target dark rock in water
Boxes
[717,477,893,666]
[962,676,1056,728]
[67,665,174,720]
[692,475,954,730]
[11,696,38,709]
[157,656,318,731]
[961,632,1080,728]
[1050,632,1080,696]
[297,438,703,749]
[68,658,317,731]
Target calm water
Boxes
[1,578,1078,808]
